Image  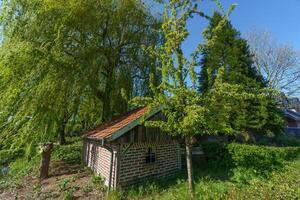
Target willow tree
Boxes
[0,0,160,150]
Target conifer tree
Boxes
[199,12,265,93]
[199,12,283,136]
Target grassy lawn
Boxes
[116,157,300,200]
[1,138,300,200]
[116,142,300,200]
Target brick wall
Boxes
[118,140,181,187]
[83,139,182,188]
[82,139,117,187]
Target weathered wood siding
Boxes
[115,112,173,144]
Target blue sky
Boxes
[147,0,300,97]
[148,0,300,55]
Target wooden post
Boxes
[185,136,194,193]
[39,143,53,180]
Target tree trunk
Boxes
[102,95,112,122]
[102,69,114,122]
[39,143,53,180]
[185,136,194,193]
[59,123,66,145]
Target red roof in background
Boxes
[85,107,148,140]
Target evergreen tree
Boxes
[199,12,265,93]
[199,12,283,136]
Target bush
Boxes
[201,141,300,181]
[53,142,82,163]
[273,134,300,147]
[0,149,25,165]
[257,134,300,147]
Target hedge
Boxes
[201,141,300,181]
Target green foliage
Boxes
[91,175,106,191]
[258,134,300,147]
[32,183,42,197]
[114,145,300,200]
[132,1,232,138]
[107,190,123,200]
[0,157,39,190]
[0,148,24,165]
[201,141,300,181]
[198,12,284,135]
[58,178,71,192]
[273,134,300,147]
[82,184,93,194]
[57,177,76,199]
[63,188,75,200]
[52,142,82,163]
[0,0,161,151]
[199,12,265,92]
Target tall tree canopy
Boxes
[198,12,283,136]
[0,0,161,149]
[245,30,300,97]
[199,12,266,92]
[131,0,241,193]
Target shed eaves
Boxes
[285,109,300,121]
[84,107,149,140]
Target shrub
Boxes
[273,134,300,147]
[65,136,82,144]
[201,141,300,181]
[200,142,232,170]
[0,149,25,165]
[53,142,82,163]
[257,134,300,147]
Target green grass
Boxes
[0,136,82,191]
[111,143,300,200]
[112,156,300,200]
[0,157,40,190]
[1,137,300,200]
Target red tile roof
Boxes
[85,107,149,140]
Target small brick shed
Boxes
[82,107,182,189]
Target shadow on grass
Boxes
[122,144,300,199]
[121,162,232,199]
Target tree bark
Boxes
[39,143,53,180]
[185,136,194,193]
[59,122,66,145]
[102,68,114,122]
[102,94,112,122]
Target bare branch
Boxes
[245,30,300,96]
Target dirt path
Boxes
[0,161,105,200]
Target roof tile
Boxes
[85,107,148,139]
